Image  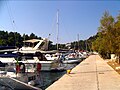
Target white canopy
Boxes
[23,39,42,43]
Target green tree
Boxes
[29,33,37,39]
[0,31,8,46]
[113,13,120,63]
[14,32,23,47]
[92,11,114,59]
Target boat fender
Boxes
[16,62,25,73]
[20,62,25,73]
[28,81,35,86]
[37,63,41,72]
[16,64,20,73]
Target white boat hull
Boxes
[62,59,81,64]
[0,77,41,90]
[40,61,59,71]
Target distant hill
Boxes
[0,30,41,47]
[0,30,97,51]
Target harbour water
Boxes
[38,63,79,90]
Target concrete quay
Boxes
[46,55,120,90]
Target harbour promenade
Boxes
[46,55,120,90]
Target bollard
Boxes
[67,69,71,74]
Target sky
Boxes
[0,1,120,44]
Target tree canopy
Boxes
[92,11,120,61]
[0,30,97,51]
[0,31,42,48]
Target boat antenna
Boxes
[23,33,25,47]
[56,9,59,51]
[48,34,51,40]
[6,1,16,47]
[77,34,79,50]
[47,34,51,50]
[85,40,87,51]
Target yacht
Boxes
[62,53,82,64]
[9,38,62,71]
[0,53,41,90]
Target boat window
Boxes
[22,56,34,59]
[24,42,37,47]
[28,76,36,81]
[37,53,47,61]
[0,61,6,67]
[7,67,15,72]
[38,42,45,49]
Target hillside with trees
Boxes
[70,34,97,51]
[0,30,97,51]
[0,31,41,48]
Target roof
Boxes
[23,39,42,43]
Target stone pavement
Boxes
[46,55,120,90]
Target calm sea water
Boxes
[38,63,78,90]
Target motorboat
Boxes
[0,50,62,71]
[62,58,81,64]
[62,53,82,64]
[0,53,42,90]
[0,77,41,90]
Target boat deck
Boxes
[0,77,41,90]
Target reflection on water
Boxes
[38,63,79,90]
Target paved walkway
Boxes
[46,55,120,90]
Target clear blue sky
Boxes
[0,1,120,44]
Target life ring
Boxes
[36,63,41,72]
[16,62,25,74]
